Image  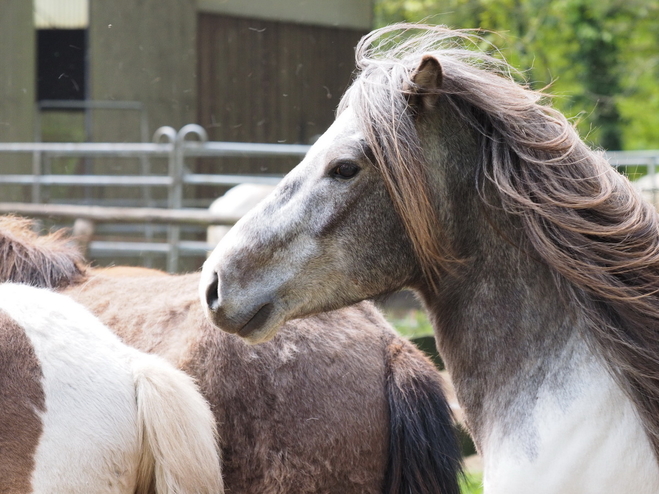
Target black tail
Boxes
[384,334,463,494]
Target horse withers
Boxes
[201,25,659,493]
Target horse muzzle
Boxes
[201,269,278,342]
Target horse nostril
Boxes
[205,271,220,312]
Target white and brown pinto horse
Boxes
[0,284,222,494]
[201,25,659,493]
[0,216,463,494]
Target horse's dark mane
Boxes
[0,216,85,288]
[345,24,659,460]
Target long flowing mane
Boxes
[0,216,85,288]
[344,24,659,459]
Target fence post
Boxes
[72,218,95,257]
[649,156,658,208]
[153,126,179,272]
[32,108,42,203]
[166,124,208,273]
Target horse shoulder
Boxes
[483,351,659,494]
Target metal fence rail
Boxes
[0,126,657,272]
[0,202,243,225]
[0,125,310,271]
[0,124,307,201]
[606,150,659,183]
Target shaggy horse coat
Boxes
[0,215,462,494]
[0,283,222,494]
[201,25,659,493]
[66,270,462,494]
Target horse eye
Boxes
[331,162,360,179]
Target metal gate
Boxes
[0,124,309,271]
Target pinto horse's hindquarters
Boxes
[0,310,46,493]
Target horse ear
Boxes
[409,55,443,111]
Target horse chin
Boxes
[238,311,285,345]
[240,323,281,345]
[201,295,287,344]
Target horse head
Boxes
[200,26,488,343]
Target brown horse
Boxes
[0,215,463,494]
[201,24,659,494]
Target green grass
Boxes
[461,472,484,494]
[385,308,445,369]
[384,308,434,339]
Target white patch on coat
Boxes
[482,349,659,494]
[0,283,141,493]
[0,283,223,494]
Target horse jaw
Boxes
[199,218,291,344]
[200,210,352,344]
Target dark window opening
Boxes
[37,29,86,101]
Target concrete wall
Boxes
[0,0,371,148]
[88,0,197,142]
[76,0,372,143]
[198,0,372,30]
[0,0,35,179]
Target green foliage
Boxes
[386,308,434,339]
[460,472,484,494]
[374,0,659,150]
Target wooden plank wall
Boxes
[197,13,365,181]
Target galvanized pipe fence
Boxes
[0,129,657,272]
[0,124,309,271]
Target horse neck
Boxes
[415,110,596,448]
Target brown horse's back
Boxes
[65,272,391,493]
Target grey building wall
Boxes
[197,0,373,30]
[0,0,35,178]
[88,0,197,142]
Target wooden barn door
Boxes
[197,14,364,181]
